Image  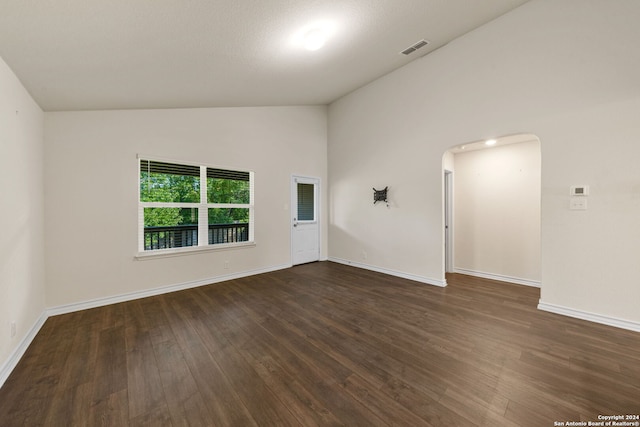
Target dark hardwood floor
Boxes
[1,261,638,426]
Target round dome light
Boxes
[303,29,327,51]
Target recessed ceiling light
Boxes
[485,139,497,146]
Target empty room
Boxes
[1,0,639,425]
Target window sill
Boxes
[135,241,256,260]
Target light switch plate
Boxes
[570,197,587,210]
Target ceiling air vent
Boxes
[400,39,430,55]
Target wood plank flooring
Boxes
[0,261,638,426]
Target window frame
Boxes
[136,155,255,259]
[296,182,317,223]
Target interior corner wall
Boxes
[328,0,640,324]
[44,106,327,308]
[0,56,46,370]
[453,141,541,283]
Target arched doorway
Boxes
[443,133,541,287]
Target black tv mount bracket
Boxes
[373,186,389,207]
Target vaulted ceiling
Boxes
[0,0,530,111]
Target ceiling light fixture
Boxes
[485,139,497,146]
[291,20,337,51]
[303,29,327,51]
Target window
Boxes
[297,183,315,221]
[139,158,254,253]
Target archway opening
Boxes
[442,133,541,287]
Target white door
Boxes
[291,175,320,265]
[444,170,454,273]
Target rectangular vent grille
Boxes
[400,39,430,55]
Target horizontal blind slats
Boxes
[141,160,200,177]
[207,168,250,181]
[297,183,314,221]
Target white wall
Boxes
[44,106,327,308]
[0,57,45,373]
[453,140,541,284]
[328,0,640,325]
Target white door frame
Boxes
[444,170,454,273]
[291,175,321,265]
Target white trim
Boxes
[453,267,541,288]
[1,263,291,389]
[0,312,48,389]
[138,159,143,252]
[138,156,255,254]
[135,241,256,260]
[538,301,640,333]
[444,169,454,273]
[329,257,447,287]
[291,174,322,266]
[47,263,291,317]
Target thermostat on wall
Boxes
[570,185,589,196]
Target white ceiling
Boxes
[0,0,530,112]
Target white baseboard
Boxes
[538,301,640,333]
[453,267,541,288]
[328,257,447,287]
[0,311,48,389]
[1,263,292,389]
[47,263,292,317]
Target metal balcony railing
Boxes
[144,223,249,250]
